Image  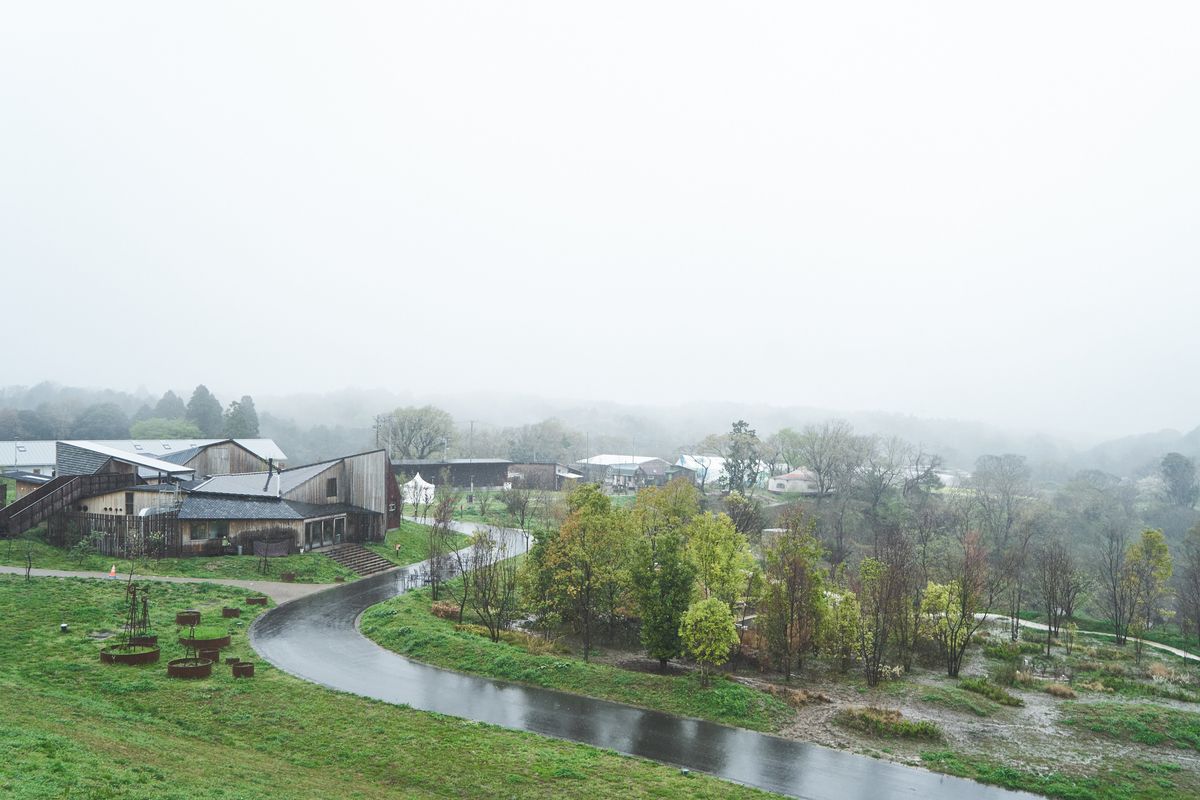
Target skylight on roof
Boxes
[133,445,143,451]
[16,445,26,452]
[161,443,171,450]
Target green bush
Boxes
[835,706,942,740]
[959,677,1024,707]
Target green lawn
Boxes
[921,749,1196,800]
[364,521,471,566]
[359,586,794,732]
[0,575,778,800]
[0,535,355,583]
[1063,702,1200,751]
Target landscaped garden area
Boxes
[0,575,776,799]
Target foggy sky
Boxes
[3,3,1198,439]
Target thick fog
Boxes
[2,3,1198,439]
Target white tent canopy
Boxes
[402,472,435,505]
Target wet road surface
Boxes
[250,525,1038,800]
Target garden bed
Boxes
[166,657,213,679]
[99,644,161,665]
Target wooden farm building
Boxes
[0,440,400,557]
[392,458,511,489]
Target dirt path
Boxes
[0,565,336,604]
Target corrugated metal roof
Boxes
[0,438,287,470]
[60,441,196,476]
[577,454,662,466]
[192,459,339,497]
[0,441,58,468]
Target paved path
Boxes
[250,524,1036,800]
[0,565,336,604]
[986,614,1199,663]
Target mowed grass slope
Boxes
[0,576,774,800]
[365,521,471,567]
[360,586,794,732]
[0,535,355,583]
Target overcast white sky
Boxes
[2,3,1198,438]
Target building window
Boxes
[326,477,338,497]
[191,521,229,540]
[125,492,134,515]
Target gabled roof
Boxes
[59,441,196,477]
[577,454,663,466]
[176,495,373,521]
[191,459,340,497]
[0,438,286,469]
[0,469,53,484]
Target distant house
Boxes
[605,460,669,491]
[392,458,511,489]
[0,470,52,502]
[507,462,583,491]
[574,455,668,485]
[767,469,820,494]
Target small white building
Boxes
[767,469,821,494]
[402,472,436,505]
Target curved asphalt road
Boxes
[250,523,1036,800]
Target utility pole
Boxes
[468,420,476,459]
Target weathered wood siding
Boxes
[78,489,178,516]
[342,450,388,514]
[282,463,343,505]
[184,442,269,477]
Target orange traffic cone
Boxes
[108,564,117,578]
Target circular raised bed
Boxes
[176,610,201,626]
[232,662,255,678]
[280,572,296,583]
[333,577,345,583]
[245,597,268,606]
[178,633,232,649]
[100,644,161,665]
[198,648,221,662]
[167,657,213,679]
[225,656,241,665]
[129,634,158,647]
[221,607,241,618]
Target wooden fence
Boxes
[45,511,186,559]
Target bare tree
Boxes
[470,529,521,641]
[1096,523,1134,645]
[498,485,533,529]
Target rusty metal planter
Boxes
[100,645,161,665]
[245,597,268,606]
[232,662,255,678]
[221,607,241,618]
[176,610,201,626]
[178,634,231,650]
[167,658,213,679]
[129,635,158,647]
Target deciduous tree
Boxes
[680,597,739,685]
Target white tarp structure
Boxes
[402,472,436,505]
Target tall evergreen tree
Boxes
[224,395,260,437]
[154,390,187,420]
[630,530,695,671]
[70,403,130,439]
[186,385,224,437]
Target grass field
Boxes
[0,575,778,800]
[0,535,355,583]
[1018,610,1200,657]
[359,585,794,732]
[365,520,470,566]
[1063,702,1200,751]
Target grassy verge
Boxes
[364,520,470,566]
[834,707,941,740]
[921,749,1196,800]
[360,587,793,732]
[0,575,777,800]
[1062,702,1200,750]
[0,536,355,583]
[959,677,1024,707]
[920,685,1001,717]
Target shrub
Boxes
[1045,683,1076,699]
[990,661,1017,687]
[960,677,1024,707]
[834,706,942,740]
[431,601,461,620]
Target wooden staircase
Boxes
[0,473,137,537]
[322,543,396,577]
